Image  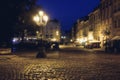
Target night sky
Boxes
[37,0,100,31]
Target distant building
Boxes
[88,7,103,45]
[71,23,77,42]
[92,8,101,41]
[44,19,61,42]
[75,16,89,45]
[88,12,95,41]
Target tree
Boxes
[0,0,39,42]
[102,28,111,40]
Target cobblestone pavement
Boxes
[0,47,120,80]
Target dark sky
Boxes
[37,0,100,31]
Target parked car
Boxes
[74,41,81,46]
[51,42,59,50]
[84,41,101,49]
[0,42,11,54]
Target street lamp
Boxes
[33,10,49,39]
[33,10,49,58]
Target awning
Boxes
[111,36,120,40]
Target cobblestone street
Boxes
[1,0,120,79]
[0,47,120,80]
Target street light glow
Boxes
[33,10,49,39]
[51,38,57,41]
[33,11,49,26]
[36,31,39,34]
[56,31,59,35]
[43,15,49,22]
[39,11,44,16]
[33,15,39,22]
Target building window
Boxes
[50,35,53,38]
[46,35,49,38]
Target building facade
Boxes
[45,19,61,42]
[71,23,77,42]
[75,17,89,45]
[112,0,120,36]
[100,0,120,41]
[100,0,113,40]
[71,0,120,47]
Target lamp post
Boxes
[33,10,49,58]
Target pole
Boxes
[34,10,48,58]
[36,21,46,58]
